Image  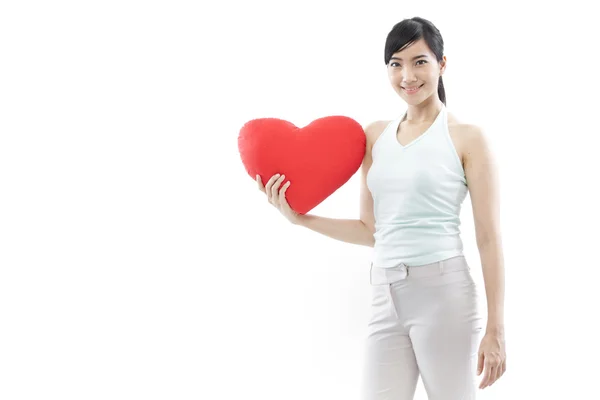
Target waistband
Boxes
[369,255,470,285]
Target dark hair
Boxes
[384,17,446,105]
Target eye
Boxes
[389,60,427,67]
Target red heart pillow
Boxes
[238,116,366,214]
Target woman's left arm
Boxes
[463,125,504,334]
[462,125,506,388]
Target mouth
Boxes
[402,84,424,94]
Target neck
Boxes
[404,96,444,123]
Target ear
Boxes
[439,56,447,75]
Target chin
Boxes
[403,91,434,104]
[402,95,423,104]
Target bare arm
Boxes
[464,125,505,335]
[258,121,381,247]
[463,124,507,389]
[294,215,373,246]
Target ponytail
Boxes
[438,76,446,106]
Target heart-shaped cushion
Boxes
[238,116,366,214]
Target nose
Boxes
[402,67,417,83]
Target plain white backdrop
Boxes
[1,1,599,399]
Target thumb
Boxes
[477,352,484,375]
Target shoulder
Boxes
[447,112,490,166]
[450,123,484,139]
[447,112,485,138]
[449,121,492,168]
[363,120,392,149]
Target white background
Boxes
[1,1,599,399]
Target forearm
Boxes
[478,237,505,335]
[294,214,375,247]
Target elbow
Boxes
[361,220,375,247]
[476,234,501,250]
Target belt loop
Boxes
[439,259,445,275]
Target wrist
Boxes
[292,213,307,226]
[486,324,505,337]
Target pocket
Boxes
[418,269,473,288]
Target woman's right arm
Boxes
[257,121,382,248]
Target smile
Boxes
[402,84,424,94]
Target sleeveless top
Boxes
[366,104,468,267]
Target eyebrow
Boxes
[390,55,429,61]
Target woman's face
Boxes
[387,38,446,105]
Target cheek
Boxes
[428,67,441,78]
[389,70,402,82]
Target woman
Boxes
[256,17,506,400]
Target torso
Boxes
[368,112,468,169]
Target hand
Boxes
[256,173,300,224]
[477,332,506,389]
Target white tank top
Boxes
[366,104,468,267]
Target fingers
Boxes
[477,352,484,376]
[489,365,498,386]
[496,359,506,382]
[264,174,280,202]
[480,364,496,389]
[478,353,490,388]
[279,180,292,208]
[495,362,504,382]
[270,174,285,203]
[479,356,505,389]
[260,173,286,206]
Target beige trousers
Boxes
[360,255,484,400]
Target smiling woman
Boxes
[255,16,506,400]
[385,23,447,106]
